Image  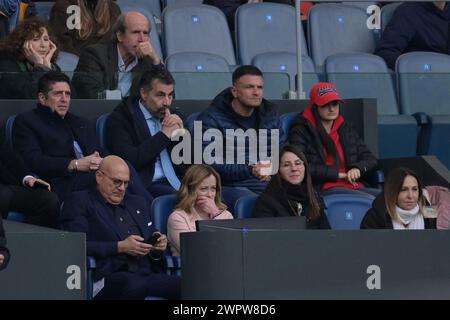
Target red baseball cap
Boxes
[309,82,344,107]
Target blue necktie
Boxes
[152,118,181,190]
[73,141,84,159]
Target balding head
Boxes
[114,11,150,59]
[96,156,130,205]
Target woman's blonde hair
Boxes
[175,164,227,213]
[384,167,424,222]
[77,0,113,40]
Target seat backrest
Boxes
[252,52,318,93]
[396,52,450,115]
[326,52,399,115]
[7,211,26,222]
[323,194,374,229]
[151,194,177,234]
[116,0,162,20]
[233,194,258,219]
[236,3,307,65]
[96,113,110,152]
[164,0,203,7]
[166,52,230,72]
[34,1,54,20]
[56,51,79,74]
[163,4,236,65]
[308,3,377,71]
[171,72,231,100]
[380,2,401,33]
[280,112,299,137]
[5,114,16,148]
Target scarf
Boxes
[392,204,424,230]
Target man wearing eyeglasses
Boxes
[61,155,180,299]
[12,71,153,205]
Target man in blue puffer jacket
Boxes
[197,65,286,205]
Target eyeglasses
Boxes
[99,170,131,188]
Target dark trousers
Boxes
[96,272,181,300]
[0,184,60,228]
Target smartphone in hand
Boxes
[145,233,161,246]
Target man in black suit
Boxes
[12,71,153,204]
[72,11,164,99]
[0,217,10,271]
[106,69,184,197]
[0,126,59,227]
[61,155,180,300]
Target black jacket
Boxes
[106,97,183,189]
[12,104,101,181]
[252,177,330,229]
[0,217,10,271]
[375,2,450,70]
[289,112,377,190]
[72,41,164,98]
[0,55,60,99]
[361,193,436,229]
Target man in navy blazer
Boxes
[61,155,180,299]
[12,71,152,204]
[106,68,184,197]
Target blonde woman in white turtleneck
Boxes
[361,167,436,229]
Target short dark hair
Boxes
[38,71,71,96]
[139,68,175,92]
[232,65,263,84]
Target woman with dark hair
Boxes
[50,0,120,55]
[167,164,233,256]
[289,82,378,196]
[0,17,59,99]
[0,217,10,271]
[252,144,330,229]
[361,167,436,229]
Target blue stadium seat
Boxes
[114,4,163,59]
[280,112,298,137]
[164,0,203,7]
[34,1,54,20]
[308,3,378,71]
[151,194,181,276]
[380,2,401,33]
[253,53,318,93]
[166,52,231,99]
[163,4,236,65]
[323,193,374,229]
[116,0,162,22]
[6,211,26,222]
[325,52,419,158]
[96,113,110,152]
[397,52,450,168]
[235,2,307,65]
[56,51,79,79]
[233,194,258,219]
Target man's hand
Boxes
[251,161,272,182]
[161,109,183,138]
[135,41,160,65]
[118,235,152,257]
[150,233,167,252]
[0,254,4,266]
[71,151,103,172]
[24,177,51,190]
